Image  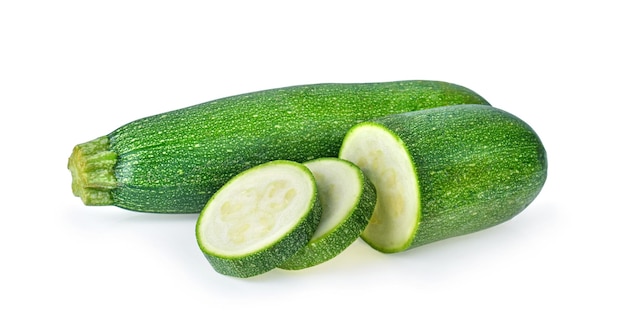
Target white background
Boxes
[2,1,624,328]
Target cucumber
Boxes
[195,160,322,278]
[278,158,376,270]
[338,104,547,253]
[67,80,490,213]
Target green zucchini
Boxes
[278,158,376,270]
[338,104,547,253]
[195,160,322,278]
[67,80,489,213]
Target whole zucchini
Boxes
[68,80,489,213]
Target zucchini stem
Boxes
[67,136,118,206]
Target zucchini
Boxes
[195,160,322,278]
[278,158,376,270]
[67,80,489,213]
[338,104,547,253]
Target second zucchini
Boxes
[339,104,548,253]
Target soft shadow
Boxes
[63,200,560,287]
[384,200,561,279]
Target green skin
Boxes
[68,80,490,213]
[366,105,548,251]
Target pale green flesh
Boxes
[304,158,363,241]
[197,162,316,257]
[339,123,420,252]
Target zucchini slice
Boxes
[279,158,376,270]
[195,160,322,278]
[339,104,548,253]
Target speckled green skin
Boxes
[69,80,489,213]
[278,158,376,270]
[364,104,547,251]
[196,160,322,278]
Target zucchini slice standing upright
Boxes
[279,158,376,270]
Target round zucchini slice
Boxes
[196,160,322,278]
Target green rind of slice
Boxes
[279,158,376,270]
[195,160,322,278]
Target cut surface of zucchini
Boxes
[339,123,420,253]
[196,160,321,277]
